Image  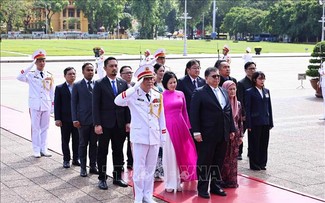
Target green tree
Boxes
[75,0,126,34]
[34,0,68,33]
[221,7,266,39]
[0,0,27,32]
[130,0,159,39]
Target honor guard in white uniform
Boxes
[95,48,106,79]
[17,49,54,158]
[115,63,166,203]
[222,45,232,64]
[319,62,325,120]
[154,48,171,71]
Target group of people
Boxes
[17,48,274,203]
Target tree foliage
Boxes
[33,0,69,33]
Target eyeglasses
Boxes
[121,72,133,75]
[211,74,220,79]
[191,66,201,70]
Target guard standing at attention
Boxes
[17,49,54,158]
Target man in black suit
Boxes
[190,67,236,199]
[71,63,98,177]
[93,57,131,189]
[119,65,135,170]
[214,59,237,87]
[54,67,79,168]
[176,59,206,114]
[237,62,257,160]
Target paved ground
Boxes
[0,129,165,203]
[1,54,324,202]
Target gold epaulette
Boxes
[152,86,162,94]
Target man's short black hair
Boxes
[64,67,75,75]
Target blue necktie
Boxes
[111,80,117,96]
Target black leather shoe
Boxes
[198,192,210,199]
[89,167,99,174]
[80,168,87,177]
[98,180,108,190]
[113,179,128,187]
[260,167,266,170]
[127,165,133,170]
[211,188,227,196]
[72,160,80,166]
[237,155,243,160]
[63,161,70,168]
[250,166,261,171]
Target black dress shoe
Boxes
[250,166,261,171]
[80,168,87,177]
[113,179,128,187]
[89,167,99,174]
[211,188,227,196]
[63,161,70,168]
[260,167,266,170]
[198,192,210,199]
[237,155,243,160]
[98,180,108,190]
[72,160,80,166]
[127,165,133,170]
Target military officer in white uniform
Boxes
[115,63,166,203]
[319,62,325,120]
[17,49,54,158]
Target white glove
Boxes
[134,77,144,89]
[50,104,54,114]
[27,59,37,70]
[160,134,166,147]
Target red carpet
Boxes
[1,105,324,203]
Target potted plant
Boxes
[306,42,323,98]
[254,46,262,55]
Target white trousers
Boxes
[133,143,159,202]
[322,85,325,117]
[29,109,50,154]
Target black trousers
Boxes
[60,121,79,161]
[78,125,98,170]
[126,132,133,167]
[197,138,227,194]
[248,125,270,169]
[97,125,126,181]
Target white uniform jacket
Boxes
[17,67,54,111]
[115,86,166,145]
[319,66,325,87]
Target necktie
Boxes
[214,88,224,108]
[111,80,117,96]
[40,71,44,78]
[87,81,92,92]
[146,93,151,102]
[193,80,197,88]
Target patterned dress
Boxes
[221,102,243,188]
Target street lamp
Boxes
[320,0,325,41]
[180,0,191,56]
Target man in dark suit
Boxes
[237,62,257,160]
[214,59,237,87]
[245,71,273,171]
[54,67,79,168]
[176,59,206,113]
[190,67,236,199]
[120,65,135,169]
[93,57,131,190]
[71,63,98,177]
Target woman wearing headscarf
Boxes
[221,80,243,188]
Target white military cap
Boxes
[32,49,46,60]
[134,63,154,81]
[154,48,166,58]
